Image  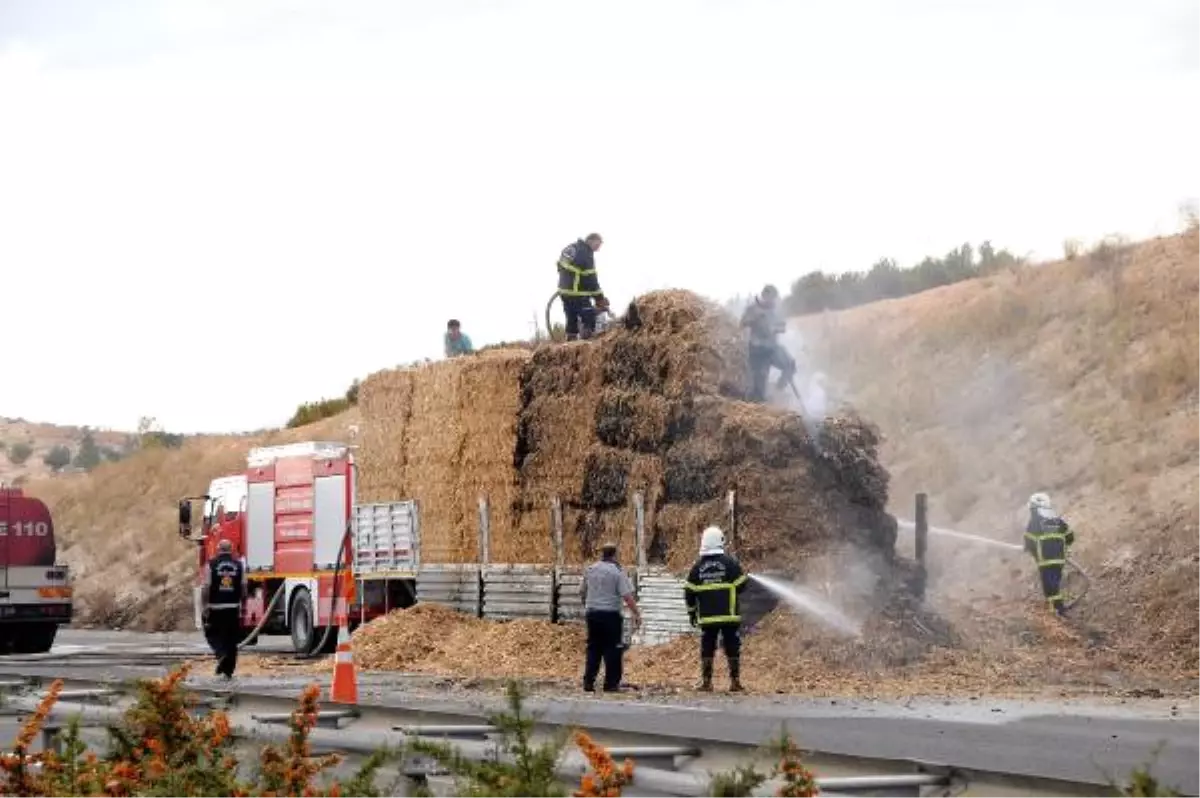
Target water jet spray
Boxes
[748,573,863,638]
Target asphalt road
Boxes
[4,629,1198,794]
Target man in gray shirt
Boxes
[579,542,642,692]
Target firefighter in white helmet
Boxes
[683,526,749,692]
[1024,492,1075,617]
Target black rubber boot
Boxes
[697,657,714,692]
[728,656,744,692]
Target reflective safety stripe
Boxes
[684,573,747,625]
[557,258,596,276]
[208,603,240,610]
[1027,531,1067,566]
[335,650,353,664]
[557,259,601,297]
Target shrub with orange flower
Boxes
[255,683,343,797]
[0,666,394,797]
[772,732,818,798]
[0,678,63,797]
[572,731,634,797]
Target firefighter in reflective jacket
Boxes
[556,233,606,341]
[1024,492,1075,617]
[683,526,748,692]
[203,539,246,679]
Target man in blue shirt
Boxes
[444,319,474,358]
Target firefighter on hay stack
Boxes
[684,526,749,693]
[556,233,607,341]
[740,284,796,403]
[1024,492,1076,617]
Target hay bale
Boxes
[594,388,676,451]
[651,503,726,569]
[623,290,749,398]
[357,369,415,502]
[662,442,722,504]
[359,351,529,564]
[459,352,530,562]
[400,362,469,562]
[561,505,643,566]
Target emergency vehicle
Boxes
[0,486,73,654]
[178,441,418,654]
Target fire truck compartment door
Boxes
[246,481,276,571]
[313,474,347,569]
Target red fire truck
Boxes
[0,486,73,654]
[178,441,418,654]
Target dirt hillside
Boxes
[24,410,361,630]
[792,228,1199,674]
[1,419,130,484]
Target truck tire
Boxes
[12,624,57,654]
[289,589,316,654]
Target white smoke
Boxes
[718,295,837,429]
[773,325,835,429]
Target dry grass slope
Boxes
[794,229,1199,673]
[26,410,361,630]
[0,419,130,483]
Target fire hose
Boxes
[544,291,560,337]
[229,519,353,657]
[236,583,285,650]
[1062,555,1091,611]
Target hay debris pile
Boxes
[336,602,1186,698]
[353,603,585,679]
[359,290,895,574]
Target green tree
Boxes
[782,239,1025,316]
[137,416,185,449]
[43,445,71,472]
[6,442,32,465]
[73,429,102,471]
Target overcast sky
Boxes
[1,0,1196,433]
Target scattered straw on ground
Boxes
[220,602,1186,700]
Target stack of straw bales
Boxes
[359,290,894,572]
[358,349,532,563]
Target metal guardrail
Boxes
[482,564,555,621]
[636,569,696,646]
[1,680,962,798]
[415,564,481,615]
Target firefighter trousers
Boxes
[1039,564,1066,615]
[700,623,742,659]
[562,296,597,341]
[206,608,242,677]
[748,344,796,402]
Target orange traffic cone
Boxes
[329,618,358,705]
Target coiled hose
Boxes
[544,290,560,338]
[1062,555,1091,611]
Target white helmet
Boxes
[699,526,725,555]
[1029,492,1052,510]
